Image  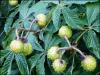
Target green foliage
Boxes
[15,54,29,75]
[0,0,100,75]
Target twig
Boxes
[24,19,37,38]
[18,28,35,32]
[9,27,43,34]
[59,46,86,58]
[21,31,24,38]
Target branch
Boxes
[72,46,86,58]
[59,46,86,58]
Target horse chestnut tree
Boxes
[0,0,100,75]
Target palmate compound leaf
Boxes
[15,54,29,75]
[0,52,14,75]
[85,2,100,34]
[82,3,100,59]
[83,30,100,59]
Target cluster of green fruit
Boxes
[47,46,67,73]
[47,26,96,73]
[10,39,33,56]
[9,13,46,56]
[47,46,96,73]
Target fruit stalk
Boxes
[72,46,86,58]
[64,35,86,58]
[59,46,72,50]
[64,36,71,47]
[59,46,86,58]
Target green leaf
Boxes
[15,54,29,75]
[86,3,100,25]
[43,32,62,50]
[92,19,100,33]
[46,8,55,26]
[0,50,10,59]
[28,33,44,51]
[36,54,45,75]
[83,30,100,59]
[19,1,32,18]
[93,26,100,33]
[28,53,43,73]
[43,32,53,49]
[0,50,10,66]
[45,8,57,33]
[23,19,30,28]
[0,52,14,75]
[27,1,49,17]
[2,31,16,48]
[13,18,22,28]
[48,35,62,49]
[4,9,18,33]
[62,7,85,30]
[52,5,61,30]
